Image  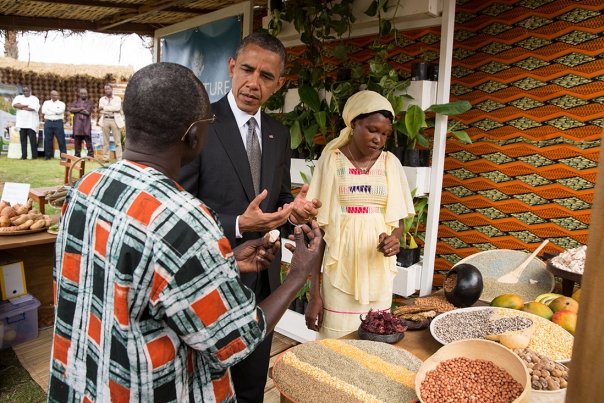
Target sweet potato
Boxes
[0,216,10,227]
[17,219,34,230]
[15,205,29,215]
[12,214,43,225]
[29,219,46,230]
[0,219,34,232]
[1,206,16,218]
[0,201,9,211]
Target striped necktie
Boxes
[246,117,261,195]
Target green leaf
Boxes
[364,0,378,17]
[451,130,472,144]
[310,68,323,87]
[333,43,348,60]
[379,19,392,37]
[378,0,389,12]
[416,133,430,148]
[393,96,404,115]
[304,123,319,146]
[405,105,425,137]
[314,111,327,133]
[291,120,302,149]
[300,172,310,185]
[367,81,382,93]
[427,100,472,116]
[298,86,321,112]
[351,66,365,80]
[409,237,418,249]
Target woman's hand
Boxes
[377,232,400,257]
[305,294,324,331]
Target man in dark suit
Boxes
[178,33,321,403]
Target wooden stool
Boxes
[28,186,60,214]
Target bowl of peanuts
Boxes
[415,339,531,403]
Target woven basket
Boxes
[48,157,105,208]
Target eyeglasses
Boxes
[181,114,217,141]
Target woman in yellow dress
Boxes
[304,90,415,339]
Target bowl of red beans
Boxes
[415,339,531,403]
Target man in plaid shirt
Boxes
[48,63,322,403]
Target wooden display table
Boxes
[276,296,489,403]
[0,215,59,328]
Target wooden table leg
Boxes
[561,278,575,297]
[37,195,46,214]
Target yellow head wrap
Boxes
[323,90,395,153]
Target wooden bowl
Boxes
[414,339,531,403]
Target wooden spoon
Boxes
[497,240,549,284]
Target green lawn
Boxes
[0,155,106,215]
[0,347,46,403]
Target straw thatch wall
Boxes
[0,57,132,123]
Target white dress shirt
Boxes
[12,94,40,130]
[227,91,263,152]
[42,99,66,121]
[227,91,264,238]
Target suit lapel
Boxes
[213,97,257,203]
[260,112,278,211]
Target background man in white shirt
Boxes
[41,90,66,160]
[98,84,124,162]
[12,86,40,160]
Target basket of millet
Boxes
[273,339,423,403]
[415,339,531,403]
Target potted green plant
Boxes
[395,100,472,167]
[397,189,428,267]
[265,0,357,159]
[411,47,437,81]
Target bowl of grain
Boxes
[415,339,531,403]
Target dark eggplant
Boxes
[444,263,483,307]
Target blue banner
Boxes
[162,16,241,103]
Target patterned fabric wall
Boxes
[282,0,602,280]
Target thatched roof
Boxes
[0,0,266,36]
[0,57,134,82]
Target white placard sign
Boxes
[0,182,30,205]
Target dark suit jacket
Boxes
[178,95,294,294]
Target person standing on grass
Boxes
[69,88,94,158]
[41,90,66,160]
[48,62,323,403]
[12,85,40,160]
[98,84,124,162]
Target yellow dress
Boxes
[306,149,414,339]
